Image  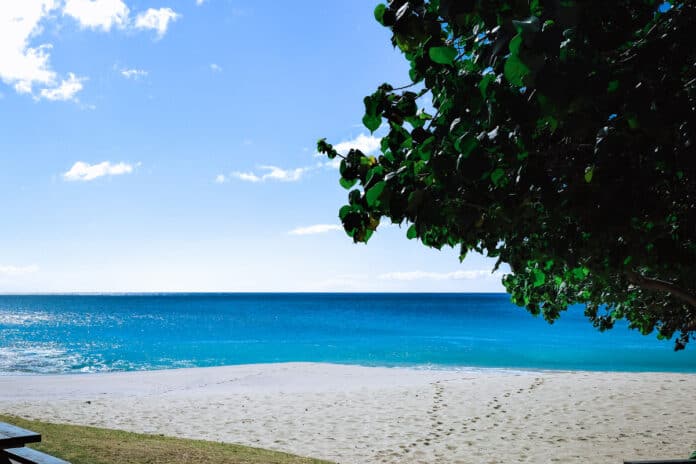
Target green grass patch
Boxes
[0,415,333,464]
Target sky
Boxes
[0,0,507,293]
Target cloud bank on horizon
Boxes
[0,265,40,277]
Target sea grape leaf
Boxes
[429,46,457,65]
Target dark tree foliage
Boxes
[318,0,696,349]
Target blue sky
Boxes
[0,0,506,292]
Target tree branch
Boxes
[626,270,696,331]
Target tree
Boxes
[318,0,696,349]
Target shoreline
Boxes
[1,362,695,463]
[3,359,696,377]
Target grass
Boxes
[0,415,333,464]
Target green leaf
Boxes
[584,166,594,183]
[571,267,589,280]
[374,4,387,25]
[509,33,523,55]
[532,269,546,287]
[491,168,505,186]
[531,0,542,16]
[504,34,531,87]
[406,224,417,239]
[365,181,386,207]
[362,94,382,133]
[338,205,352,221]
[607,80,619,93]
[363,114,381,133]
[428,46,457,65]
[348,189,361,204]
[504,55,530,87]
[340,177,357,190]
[365,165,384,185]
[479,74,495,98]
[418,136,435,161]
[455,134,478,158]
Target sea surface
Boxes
[0,293,694,374]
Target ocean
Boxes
[0,293,694,374]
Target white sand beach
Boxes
[1,363,694,463]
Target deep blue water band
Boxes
[1,293,694,374]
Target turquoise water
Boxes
[0,293,694,374]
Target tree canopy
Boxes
[318,0,696,349]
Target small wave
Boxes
[0,311,55,326]
[0,344,106,375]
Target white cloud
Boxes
[134,8,180,38]
[0,2,94,101]
[196,0,206,5]
[0,2,60,95]
[261,165,307,182]
[319,133,382,168]
[1,2,182,102]
[333,133,381,156]
[378,270,501,281]
[214,174,227,184]
[209,63,222,72]
[231,165,308,183]
[63,0,129,31]
[231,171,261,182]
[39,72,85,101]
[120,68,147,79]
[0,265,39,276]
[63,160,137,181]
[289,224,342,236]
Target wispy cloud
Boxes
[39,73,85,101]
[231,172,260,182]
[63,0,130,31]
[120,68,148,79]
[319,133,382,168]
[209,63,222,72]
[378,270,501,281]
[289,224,342,235]
[195,0,206,5]
[219,134,378,185]
[0,265,39,276]
[231,165,308,183]
[134,8,180,38]
[63,161,138,181]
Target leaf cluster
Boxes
[319,0,696,349]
